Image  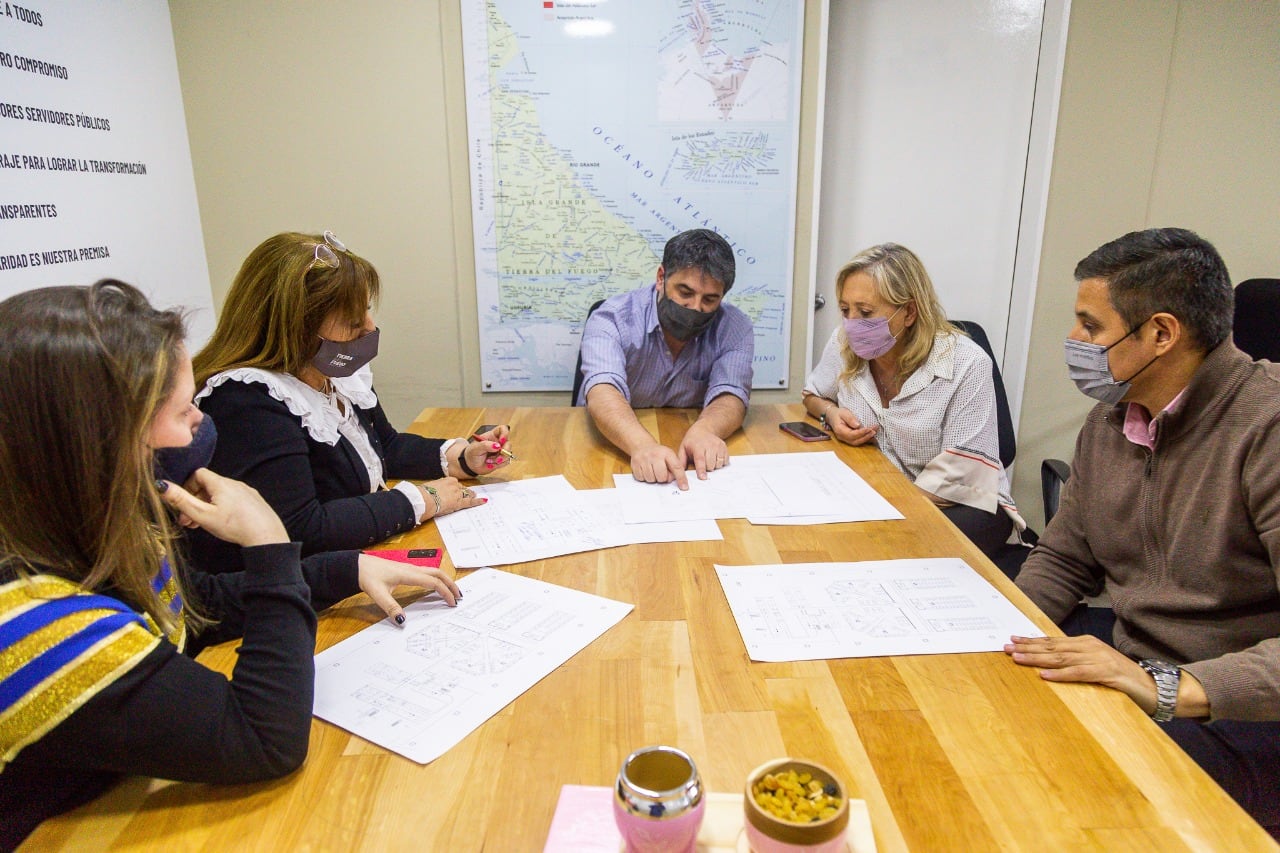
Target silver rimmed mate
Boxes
[612,745,706,852]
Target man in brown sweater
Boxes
[1008,228,1280,833]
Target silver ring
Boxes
[461,488,473,499]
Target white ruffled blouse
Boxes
[195,365,431,522]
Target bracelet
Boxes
[457,448,478,478]
[423,485,443,517]
[818,401,837,430]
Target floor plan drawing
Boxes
[314,569,633,763]
[715,558,1043,661]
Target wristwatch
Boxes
[1138,659,1180,722]
[818,402,836,431]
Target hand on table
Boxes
[630,443,689,490]
[1004,634,1160,715]
[678,426,729,481]
[826,407,879,446]
[420,477,487,519]
[357,553,461,625]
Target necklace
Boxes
[871,364,898,402]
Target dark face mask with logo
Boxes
[154,413,218,486]
[657,290,719,342]
[313,328,380,378]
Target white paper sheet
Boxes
[313,569,633,764]
[715,559,1043,661]
[611,452,903,525]
[435,476,720,567]
[735,451,903,525]
[611,469,803,522]
[587,490,724,544]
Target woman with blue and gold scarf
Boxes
[0,281,459,847]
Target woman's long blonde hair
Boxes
[837,243,960,385]
[193,232,380,389]
[0,281,192,636]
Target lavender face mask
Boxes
[843,306,903,360]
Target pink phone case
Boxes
[779,421,831,442]
[362,548,444,568]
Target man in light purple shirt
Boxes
[577,229,754,488]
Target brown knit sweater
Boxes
[1016,342,1280,721]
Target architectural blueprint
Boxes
[313,569,633,763]
[612,452,903,525]
[715,558,1043,661]
[435,475,720,567]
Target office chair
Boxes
[952,320,1016,468]
[1233,278,1280,362]
[1041,459,1070,526]
[951,320,1034,579]
[570,298,606,405]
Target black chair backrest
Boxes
[1041,458,1070,526]
[1233,278,1280,362]
[571,298,607,405]
[952,320,1015,468]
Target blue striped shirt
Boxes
[577,284,754,408]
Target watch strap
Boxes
[1139,659,1180,722]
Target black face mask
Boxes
[313,328,380,378]
[657,290,719,342]
[154,413,217,486]
[154,412,217,484]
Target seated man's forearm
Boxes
[688,393,746,440]
[585,384,660,455]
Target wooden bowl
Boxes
[743,758,849,852]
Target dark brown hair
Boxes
[1075,228,1233,351]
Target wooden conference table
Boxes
[28,405,1275,851]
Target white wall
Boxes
[813,0,1046,365]
[1,1,212,340]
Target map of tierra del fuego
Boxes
[462,0,803,391]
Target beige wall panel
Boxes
[1013,0,1280,530]
[170,2,463,426]
[1010,0,1178,528]
[1146,2,1280,282]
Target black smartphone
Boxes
[779,421,831,442]
[407,548,439,558]
[474,424,499,436]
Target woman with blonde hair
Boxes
[0,281,460,846]
[192,231,511,560]
[802,243,1025,557]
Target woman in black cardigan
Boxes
[191,231,512,559]
[0,281,461,847]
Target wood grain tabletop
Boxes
[26,405,1276,851]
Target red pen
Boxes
[471,434,517,461]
